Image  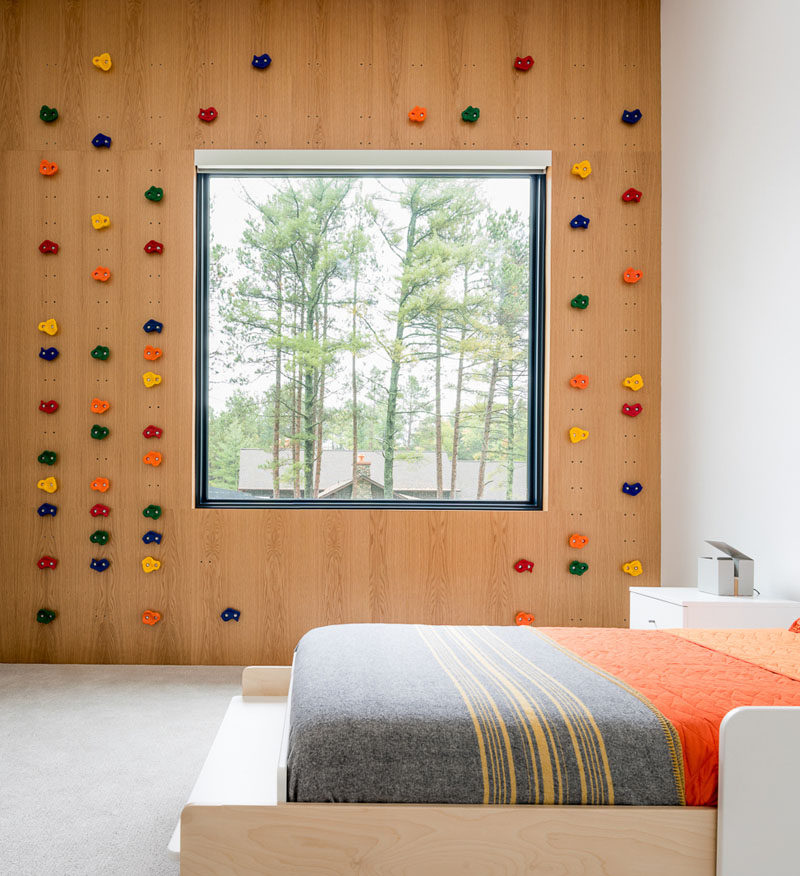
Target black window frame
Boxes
[195,169,546,510]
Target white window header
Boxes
[194,149,551,174]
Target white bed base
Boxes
[172,666,800,875]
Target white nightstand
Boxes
[629,587,800,630]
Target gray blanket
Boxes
[287,624,685,805]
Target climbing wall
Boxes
[0,0,661,664]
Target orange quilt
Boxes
[540,627,800,806]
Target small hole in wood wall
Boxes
[570,485,585,492]
[359,62,373,68]
[147,404,162,410]
[624,353,639,360]
[570,353,585,359]
[95,456,109,462]
[95,378,110,383]
[42,430,56,436]
[515,115,529,121]
[147,273,161,279]
[570,407,584,413]
[569,512,584,518]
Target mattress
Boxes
[286,624,800,807]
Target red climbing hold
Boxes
[622,403,642,417]
[514,55,534,71]
[39,400,59,413]
[198,107,218,122]
[622,188,642,203]
[37,555,58,569]
[39,240,59,254]
[514,559,534,573]
[144,240,164,254]
[90,503,110,517]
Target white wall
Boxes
[661,0,800,598]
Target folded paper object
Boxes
[698,541,754,597]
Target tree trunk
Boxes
[272,272,283,499]
[351,259,360,491]
[434,315,443,499]
[506,367,515,501]
[450,269,469,498]
[476,358,499,499]
[292,302,301,498]
[314,282,330,498]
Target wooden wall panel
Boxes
[0,0,661,664]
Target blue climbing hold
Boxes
[37,502,57,517]
[622,481,643,496]
[621,109,642,125]
[91,133,112,148]
[90,558,110,572]
[39,347,59,361]
[142,530,162,545]
[220,608,241,622]
[252,53,271,68]
[570,214,590,229]
[143,319,163,334]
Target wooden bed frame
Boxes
[172,667,799,875]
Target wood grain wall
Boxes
[0,0,661,665]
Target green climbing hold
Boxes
[37,608,57,624]
[90,345,110,360]
[569,561,589,576]
[461,105,480,123]
[144,186,164,202]
[90,530,110,545]
[571,294,589,310]
[142,504,162,520]
[38,450,57,465]
[90,424,110,440]
[40,105,58,123]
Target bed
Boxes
[175,623,800,875]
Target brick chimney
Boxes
[353,454,373,499]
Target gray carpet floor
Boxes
[0,664,242,876]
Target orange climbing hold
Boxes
[92,266,111,282]
[90,398,110,414]
[143,451,162,467]
[515,611,535,626]
[39,160,58,176]
[569,374,589,389]
[623,267,643,284]
[90,477,110,493]
[142,610,161,625]
[569,533,588,549]
[143,345,162,361]
[408,106,426,122]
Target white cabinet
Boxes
[629,587,800,630]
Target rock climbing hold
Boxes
[514,559,534,573]
[90,398,110,414]
[571,160,592,179]
[142,504,161,519]
[221,608,241,622]
[252,53,272,69]
[37,503,57,517]
[39,239,58,254]
[143,240,163,254]
[39,347,59,361]
[569,374,589,389]
[622,559,643,577]
[569,533,588,549]
[142,610,161,625]
[142,530,162,545]
[90,503,110,517]
[570,294,589,309]
[39,105,58,122]
[91,133,112,148]
[514,611,535,626]
[142,556,161,573]
[37,477,58,493]
[621,108,642,125]
[198,107,218,122]
[143,319,163,333]
[408,106,426,122]
[622,187,642,203]
[39,160,58,176]
[514,55,534,70]
[623,267,642,284]
[622,403,642,417]
[569,561,589,576]
[142,425,163,439]
[37,608,57,624]
[90,530,110,545]
[91,266,111,282]
[39,400,59,413]
[143,345,162,360]
[90,477,110,493]
[143,451,162,467]
[90,425,110,440]
[37,555,57,569]
[568,426,589,443]
[144,186,164,202]
[90,558,110,572]
[570,214,590,229]
[38,318,58,336]
[622,482,642,496]
[90,345,110,360]
[461,106,480,123]
[142,371,162,388]
[92,52,112,71]
[37,450,57,466]
[91,213,111,230]
[623,373,644,391]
